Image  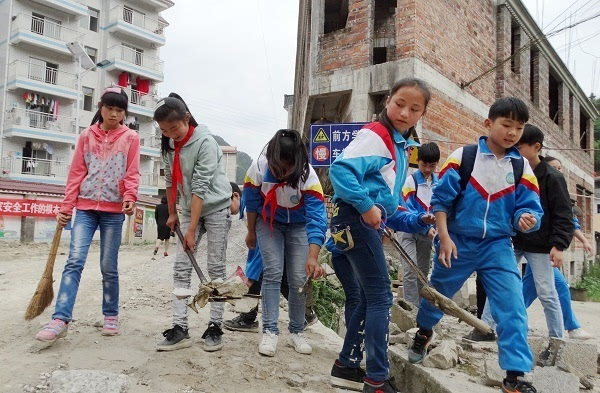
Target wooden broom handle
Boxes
[43,223,63,277]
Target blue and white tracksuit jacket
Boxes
[329,122,429,232]
[417,136,544,373]
[325,122,429,254]
[402,171,438,235]
[243,155,327,247]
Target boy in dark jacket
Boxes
[481,124,573,341]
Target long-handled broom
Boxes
[25,223,63,320]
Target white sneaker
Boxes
[290,332,312,355]
[259,330,278,356]
[569,328,593,340]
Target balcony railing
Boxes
[139,133,161,148]
[124,87,160,109]
[140,172,160,186]
[109,5,167,36]
[12,14,84,44]
[107,45,164,73]
[1,157,70,178]
[8,60,77,90]
[4,108,76,134]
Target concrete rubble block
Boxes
[527,336,548,367]
[422,340,458,370]
[483,359,504,387]
[49,370,129,393]
[388,322,404,345]
[390,303,416,332]
[549,337,598,377]
[285,374,307,388]
[531,366,579,393]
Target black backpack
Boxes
[450,144,524,218]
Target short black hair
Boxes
[545,155,560,164]
[230,182,241,197]
[161,196,167,204]
[518,124,544,147]
[488,97,529,123]
[417,142,440,163]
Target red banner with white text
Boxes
[0,198,61,217]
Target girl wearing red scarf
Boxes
[154,93,232,353]
[243,129,327,357]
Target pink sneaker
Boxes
[35,319,68,342]
[102,316,119,336]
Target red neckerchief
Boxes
[171,125,195,205]
[262,182,286,230]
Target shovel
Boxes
[173,226,256,313]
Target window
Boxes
[373,47,387,65]
[596,204,600,214]
[122,43,143,66]
[369,92,387,120]
[31,13,61,39]
[549,71,560,125]
[510,18,521,73]
[569,93,574,141]
[580,111,590,151]
[28,57,58,85]
[570,261,575,278]
[85,46,97,64]
[529,47,539,103]
[324,0,349,34]
[80,7,99,32]
[82,87,94,112]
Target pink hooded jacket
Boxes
[60,123,140,214]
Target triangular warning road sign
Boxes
[313,128,329,142]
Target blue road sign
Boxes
[309,123,367,167]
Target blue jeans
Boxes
[418,234,532,372]
[53,209,125,322]
[255,220,308,335]
[482,250,564,338]
[523,266,580,331]
[330,203,392,382]
[331,253,360,328]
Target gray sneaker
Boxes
[156,325,192,351]
[202,322,224,352]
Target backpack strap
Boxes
[411,172,418,196]
[458,145,478,193]
[511,156,524,186]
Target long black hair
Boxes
[154,93,199,157]
[378,78,431,140]
[263,129,309,189]
[90,88,129,125]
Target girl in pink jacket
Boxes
[35,87,140,342]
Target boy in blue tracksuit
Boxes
[408,97,544,393]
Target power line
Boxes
[461,9,600,89]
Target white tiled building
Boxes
[0,0,173,196]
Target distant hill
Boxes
[210,133,252,184]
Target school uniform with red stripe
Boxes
[432,136,543,239]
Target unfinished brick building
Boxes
[288,0,599,283]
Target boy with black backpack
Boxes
[399,142,440,306]
[408,97,544,393]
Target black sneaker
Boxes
[224,314,259,333]
[304,309,318,329]
[363,377,400,393]
[156,325,191,351]
[153,247,158,256]
[463,328,496,342]
[408,331,434,364]
[502,377,537,393]
[202,322,224,352]
[330,361,365,391]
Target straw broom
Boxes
[25,223,63,320]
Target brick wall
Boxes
[318,0,371,73]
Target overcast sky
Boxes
[159,0,600,160]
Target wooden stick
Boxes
[383,228,493,334]
[25,223,63,320]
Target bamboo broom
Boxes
[25,223,63,320]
